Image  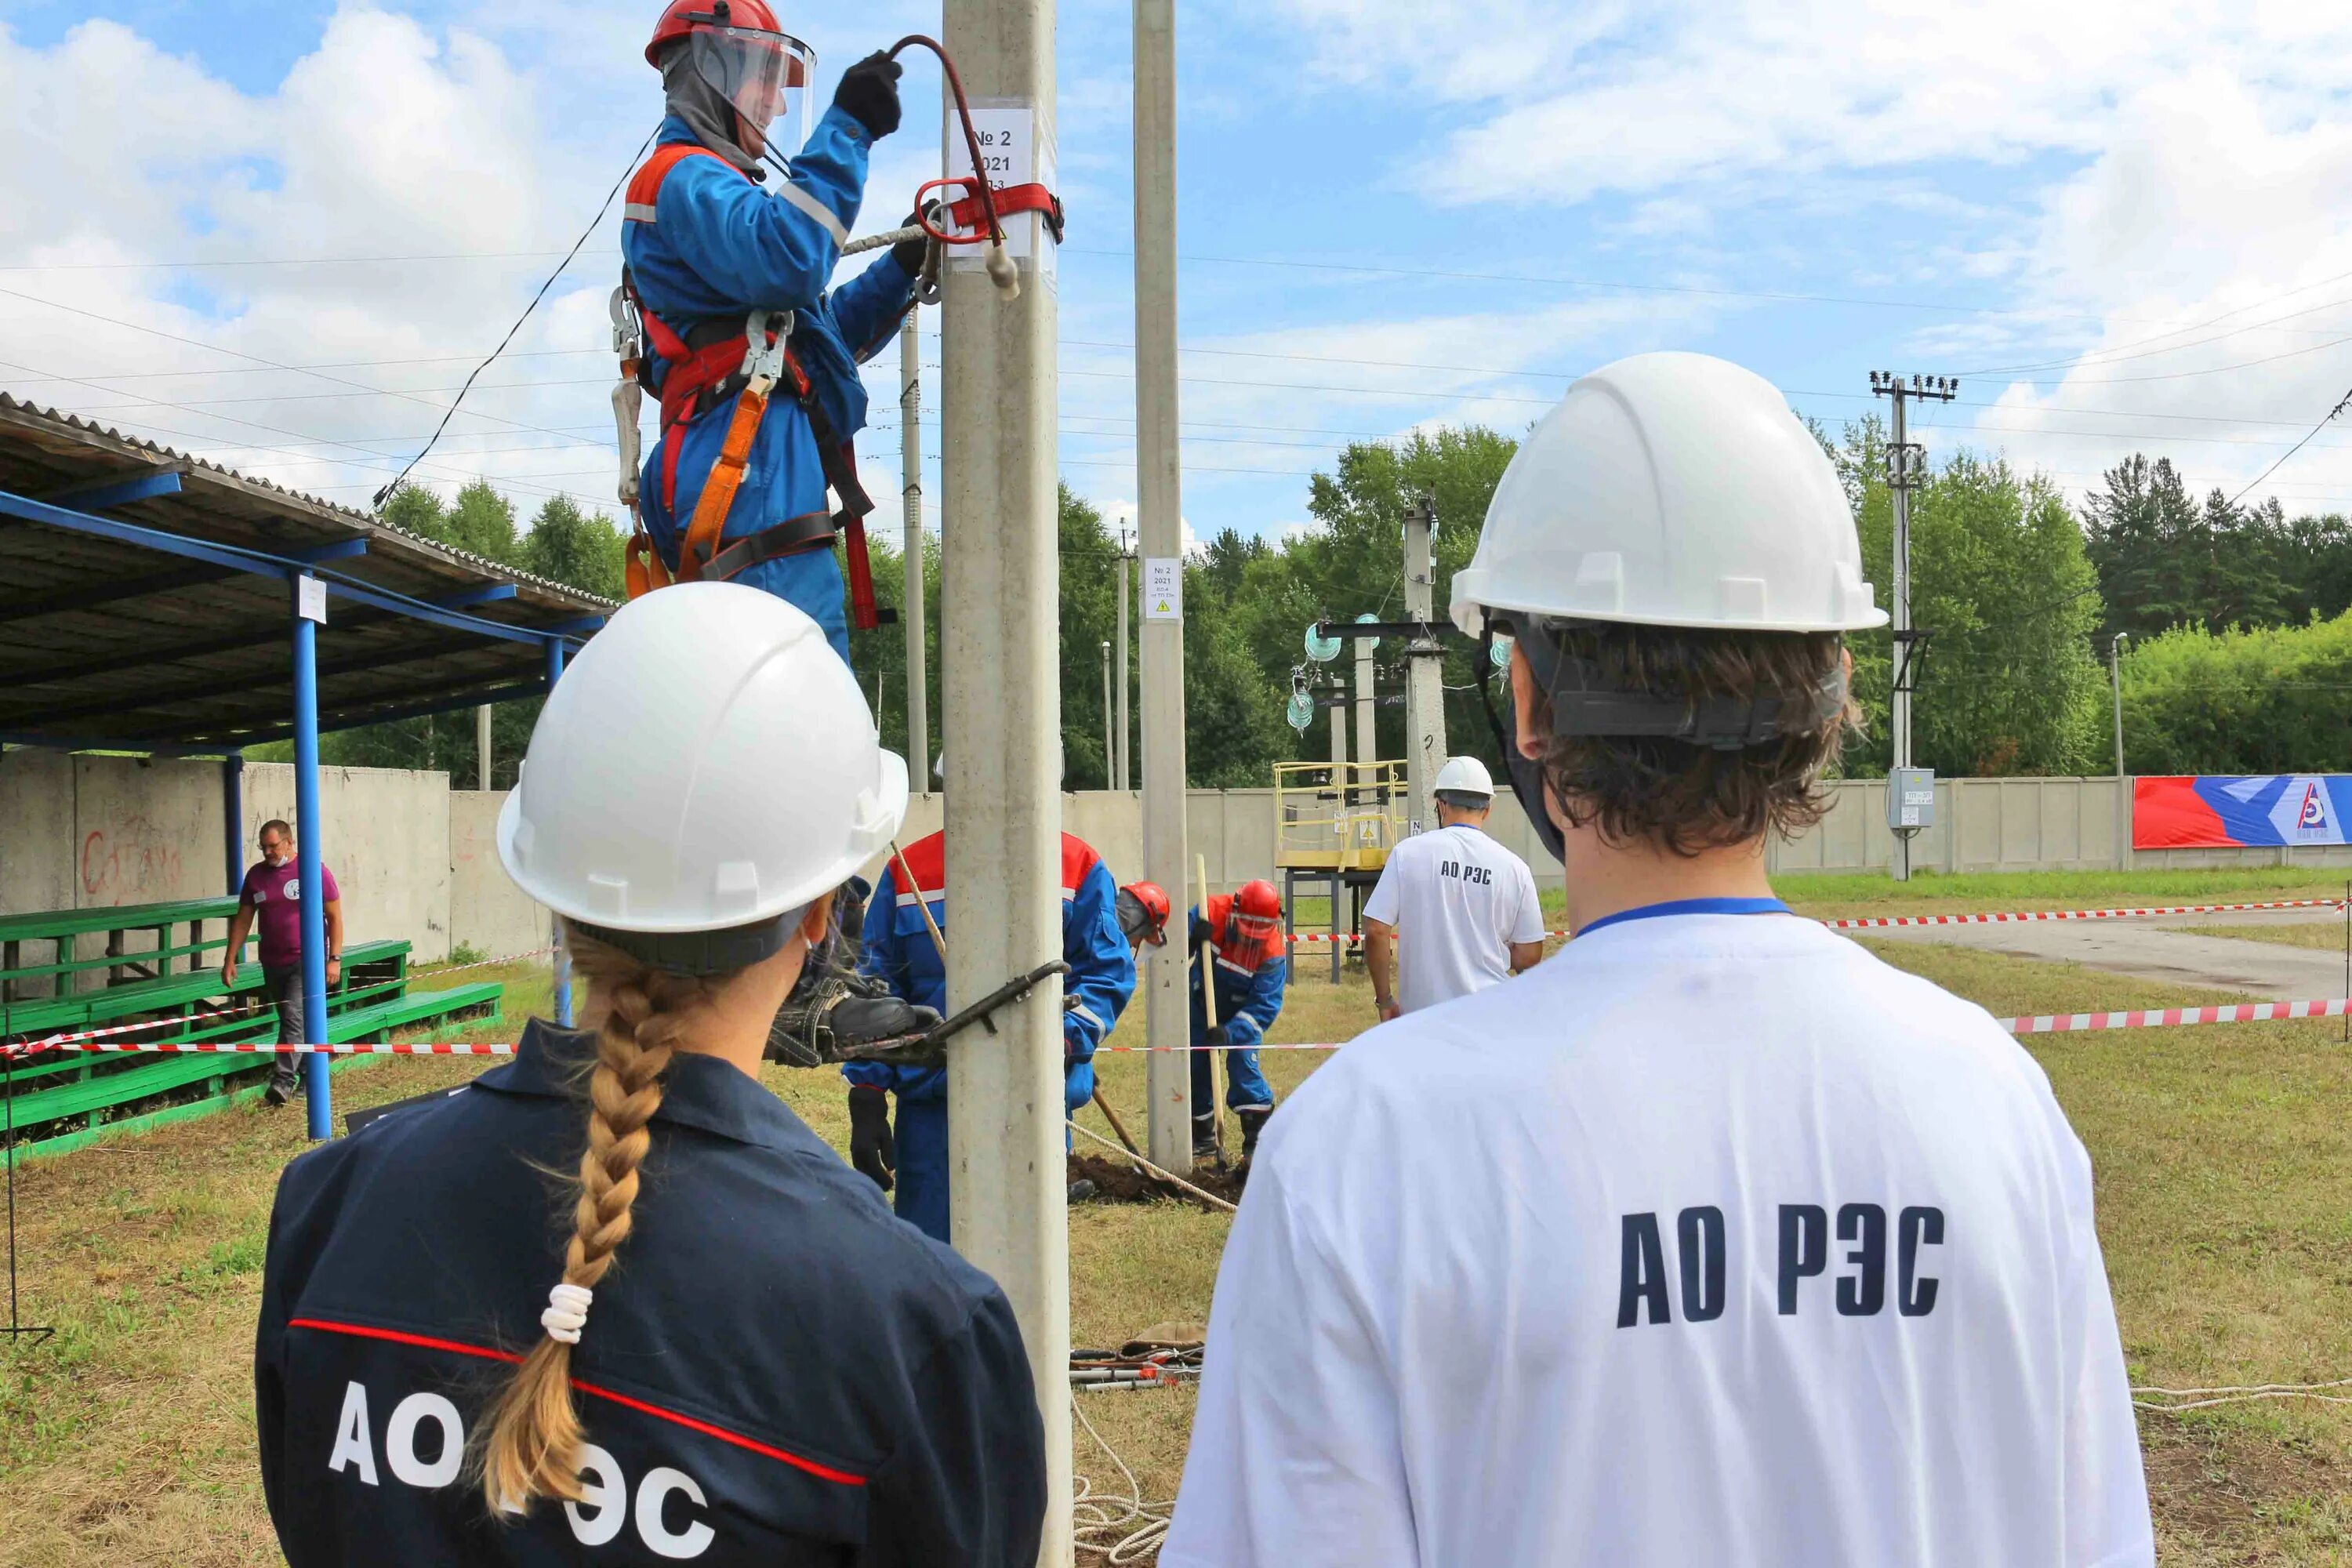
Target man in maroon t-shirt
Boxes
[221,819,343,1106]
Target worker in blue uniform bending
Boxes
[620,0,921,662]
[845,832,1138,1242]
[1189,880,1289,1163]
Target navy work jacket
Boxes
[255,1018,1045,1565]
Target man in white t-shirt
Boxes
[1162,352,2152,1568]
[1362,756,1546,1019]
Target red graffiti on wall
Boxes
[81,825,186,903]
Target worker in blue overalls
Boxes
[845,831,1138,1242]
[1189,880,1289,1163]
[619,0,922,662]
[255,584,1045,1563]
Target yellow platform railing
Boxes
[1274,759,1406,873]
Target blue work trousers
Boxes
[1191,1039,1272,1117]
[889,1066,1096,1245]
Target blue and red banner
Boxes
[2134,775,2352,849]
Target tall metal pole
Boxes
[221,752,245,896]
[2109,633,2128,779]
[1353,638,1377,779]
[941,0,1071,1552]
[1114,543,1131,791]
[1401,494,1447,835]
[1871,372,1955,884]
[290,574,332,1140]
[1101,641,1116,787]
[545,638,573,1030]
[901,314,931,788]
[475,704,491,790]
[2111,631,2129,873]
[1136,0,1192,1181]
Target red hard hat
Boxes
[1235,879,1282,927]
[1118,881,1171,946]
[646,0,785,67]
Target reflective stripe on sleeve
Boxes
[775,181,850,247]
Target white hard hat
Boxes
[1450,351,1887,637]
[498,583,908,974]
[1433,756,1494,799]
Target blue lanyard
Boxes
[1574,896,1793,938]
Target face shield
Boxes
[688,20,815,153]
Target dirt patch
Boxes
[2142,1415,2345,1548]
[1070,1151,1247,1208]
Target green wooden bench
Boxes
[0,897,242,1000]
[0,938,410,1039]
[5,982,505,1160]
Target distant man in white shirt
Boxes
[1363,756,1546,1020]
[1162,352,2152,1568]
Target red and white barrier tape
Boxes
[2,944,557,1056]
[5,1040,515,1058]
[1288,898,2349,945]
[1102,995,2352,1050]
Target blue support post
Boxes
[222,752,245,895]
[545,637,573,1030]
[292,575,332,1139]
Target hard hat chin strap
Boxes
[1508,616,1848,753]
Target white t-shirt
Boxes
[1361,822,1546,1014]
[1163,905,2152,1568]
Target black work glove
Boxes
[834,52,903,140]
[847,1087,896,1192]
[1190,915,1213,949]
[1204,1025,1229,1049]
[891,210,928,275]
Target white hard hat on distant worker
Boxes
[498,582,907,973]
[1452,351,1882,861]
[1432,756,1494,801]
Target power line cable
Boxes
[370,125,655,509]
[2223,383,2352,510]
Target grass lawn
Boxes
[6,931,2352,1563]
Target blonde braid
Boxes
[477,935,715,1515]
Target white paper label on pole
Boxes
[296,575,328,624]
[944,100,1056,278]
[1143,557,1182,621]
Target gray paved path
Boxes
[1862,908,2352,996]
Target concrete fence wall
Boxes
[15,759,2352,970]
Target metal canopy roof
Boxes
[0,397,612,753]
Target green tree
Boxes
[521,496,626,601]
[445,479,521,563]
[1844,434,2106,776]
[2121,613,2352,773]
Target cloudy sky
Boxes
[8,1,2352,550]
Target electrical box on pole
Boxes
[938,0,1072,1552]
[1401,493,1448,834]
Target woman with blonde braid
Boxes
[254,583,1046,1565]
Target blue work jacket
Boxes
[844,832,1138,1106]
[623,111,918,659]
[255,1019,1044,1565]
[1188,901,1289,1050]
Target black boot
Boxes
[1237,1104,1271,1162]
[1192,1112,1218,1160]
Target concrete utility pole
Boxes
[1114,539,1131,791]
[475,704,490,791]
[939,0,1069,1551]
[1401,494,1448,833]
[1353,635,1377,781]
[901,316,930,787]
[1870,370,1955,883]
[1329,674,1348,771]
[1101,641,1115,785]
[1135,0,1192,1179]
[2109,632,2128,779]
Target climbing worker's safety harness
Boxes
[612,32,1061,626]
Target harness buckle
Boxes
[742,308,791,390]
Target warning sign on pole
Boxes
[1143,557,1181,621]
